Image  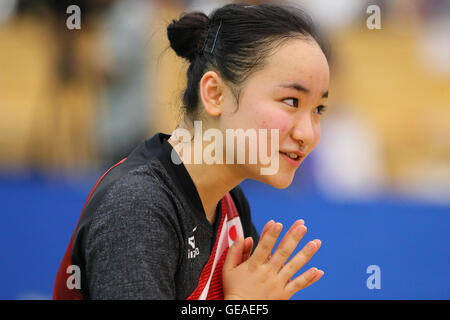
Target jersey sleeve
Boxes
[82,179,182,299]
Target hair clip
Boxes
[209,19,222,54]
[200,19,223,55]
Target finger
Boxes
[268,220,306,271]
[252,219,274,264]
[248,222,283,266]
[260,220,275,239]
[223,234,245,272]
[301,268,324,290]
[242,237,254,262]
[251,220,273,263]
[285,268,324,290]
[284,267,324,296]
[278,239,321,281]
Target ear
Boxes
[199,71,224,117]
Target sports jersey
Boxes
[53,132,259,299]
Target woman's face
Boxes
[219,38,330,188]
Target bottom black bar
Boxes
[0,300,447,318]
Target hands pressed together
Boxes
[223,219,323,300]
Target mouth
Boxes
[279,151,305,167]
[280,151,303,167]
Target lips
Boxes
[279,150,305,167]
[280,150,306,160]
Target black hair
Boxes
[167,3,327,120]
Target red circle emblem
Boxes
[229,225,237,241]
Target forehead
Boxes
[253,38,329,92]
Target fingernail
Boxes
[292,219,305,229]
[315,270,324,279]
[296,224,307,235]
[309,268,318,278]
[274,222,283,232]
[306,241,316,252]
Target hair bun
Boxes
[167,12,210,62]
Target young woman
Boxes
[54,3,329,300]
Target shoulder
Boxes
[102,163,173,208]
[81,163,182,247]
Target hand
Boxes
[222,219,323,300]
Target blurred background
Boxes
[0,0,449,299]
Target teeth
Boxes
[285,152,298,159]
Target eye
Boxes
[314,105,327,115]
[283,97,298,108]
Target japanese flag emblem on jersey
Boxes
[187,192,244,300]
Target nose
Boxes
[291,115,316,149]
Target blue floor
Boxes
[0,170,449,299]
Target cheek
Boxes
[230,99,292,156]
[252,109,292,157]
[310,122,321,150]
[252,106,291,133]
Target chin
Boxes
[257,170,295,189]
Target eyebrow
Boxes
[278,83,328,98]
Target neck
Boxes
[185,162,244,225]
[168,134,245,225]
